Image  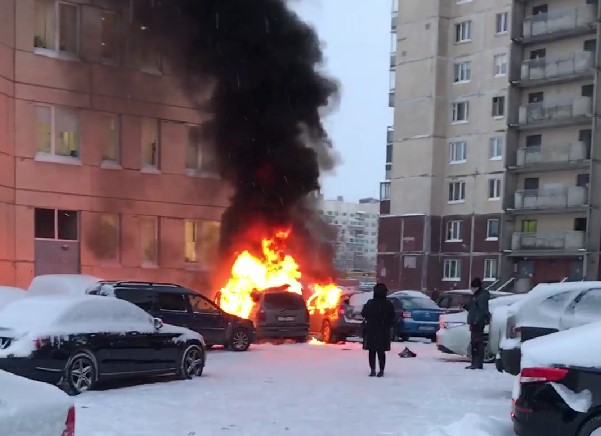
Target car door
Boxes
[559,288,601,331]
[189,294,227,346]
[155,291,191,328]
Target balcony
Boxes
[511,142,590,172]
[387,126,393,145]
[510,186,588,214]
[513,97,592,130]
[517,51,595,88]
[389,90,395,107]
[518,5,597,44]
[391,11,397,31]
[390,51,396,68]
[510,231,586,254]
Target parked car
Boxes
[437,294,525,363]
[436,289,512,313]
[86,281,256,352]
[248,286,309,342]
[388,294,444,342]
[308,291,363,343]
[0,369,75,436]
[0,286,27,311]
[499,281,601,376]
[489,297,525,370]
[28,274,103,297]
[513,321,601,436]
[0,295,206,395]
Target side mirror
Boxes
[153,317,163,330]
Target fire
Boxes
[308,337,325,345]
[306,284,342,315]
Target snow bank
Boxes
[0,286,27,311]
[426,414,513,436]
[0,370,72,436]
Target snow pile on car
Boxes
[0,286,27,311]
[425,413,513,436]
[27,274,103,297]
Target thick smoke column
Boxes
[146,0,339,280]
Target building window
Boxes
[100,10,117,61]
[34,0,79,56]
[184,220,221,268]
[101,113,120,163]
[484,259,497,281]
[449,141,467,164]
[34,208,78,240]
[492,96,505,117]
[380,181,391,200]
[389,69,396,90]
[522,219,537,233]
[489,137,503,160]
[446,220,462,242]
[455,21,472,43]
[486,218,499,240]
[186,126,219,176]
[493,54,508,76]
[141,117,160,169]
[140,216,158,266]
[36,105,79,159]
[453,61,471,83]
[488,178,502,200]
[495,12,509,34]
[443,259,461,281]
[448,181,466,203]
[95,214,120,261]
[452,101,469,123]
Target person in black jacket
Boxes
[466,277,490,370]
[361,283,396,377]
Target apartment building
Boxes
[381,0,601,292]
[0,0,229,289]
[319,196,379,273]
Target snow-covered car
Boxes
[0,286,27,311]
[0,295,206,395]
[437,294,525,363]
[0,369,75,436]
[436,289,512,313]
[499,281,601,376]
[513,321,601,436]
[28,274,103,297]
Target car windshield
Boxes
[400,297,439,310]
[264,292,306,310]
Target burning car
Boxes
[307,289,363,343]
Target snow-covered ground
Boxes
[76,341,516,436]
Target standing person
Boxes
[466,277,490,370]
[361,283,396,377]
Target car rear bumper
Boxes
[512,405,580,436]
[331,319,361,337]
[398,320,439,337]
[0,357,63,386]
[501,346,521,375]
[256,324,309,339]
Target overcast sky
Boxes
[291,0,392,203]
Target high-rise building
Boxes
[381,0,600,292]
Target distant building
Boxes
[319,196,379,273]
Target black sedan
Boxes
[0,295,206,395]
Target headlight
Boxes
[443,321,466,329]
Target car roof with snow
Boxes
[389,290,430,298]
[28,274,103,297]
[511,281,601,314]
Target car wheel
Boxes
[484,342,496,364]
[179,344,205,379]
[62,351,97,396]
[322,321,334,344]
[578,414,601,436]
[295,336,308,343]
[230,329,251,352]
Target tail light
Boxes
[62,406,75,436]
[520,367,568,384]
[402,311,412,319]
[258,310,266,322]
[337,305,345,317]
[33,337,51,350]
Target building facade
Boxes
[381,0,601,292]
[319,196,379,273]
[0,0,229,289]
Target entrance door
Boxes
[34,208,80,276]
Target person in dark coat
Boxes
[466,277,490,369]
[361,283,396,377]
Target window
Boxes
[446,220,462,241]
[443,259,461,281]
[448,181,466,203]
[532,5,548,15]
[264,293,306,310]
[488,178,502,200]
[484,259,497,281]
[140,216,158,265]
[452,101,469,123]
[186,126,219,175]
[34,0,79,55]
[486,218,499,240]
[36,105,79,159]
[530,49,546,60]
[101,113,120,163]
[453,61,471,83]
[455,21,472,43]
[528,92,544,103]
[492,96,505,117]
[566,289,601,325]
[34,208,78,240]
[526,134,542,148]
[390,32,397,53]
[190,295,220,314]
[574,217,587,232]
[524,177,539,190]
[389,69,396,90]
[584,39,597,52]
[100,10,117,61]
[493,54,508,76]
[582,84,594,98]
[577,174,590,188]
[114,289,154,311]
[184,220,221,268]
[95,213,120,261]
[489,137,503,160]
[141,117,159,169]
[380,181,391,200]
[449,141,467,163]
[158,293,188,312]
[496,12,508,34]
[522,219,537,233]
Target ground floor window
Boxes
[484,259,497,281]
[34,208,78,240]
[443,259,461,281]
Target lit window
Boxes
[443,259,461,281]
[36,104,79,159]
[486,219,500,240]
[448,181,466,203]
[186,126,219,176]
[488,178,502,200]
[453,61,471,83]
[140,216,158,265]
[494,54,508,76]
[184,220,221,268]
[100,10,117,61]
[496,12,509,34]
[489,137,503,160]
[101,113,120,163]
[34,0,79,55]
[455,21,472,43]
[446,220,462,241]
[452,101,469,123]
[484,259,497,281]
[449,141,467,163]
[141,118,160,169]
[492,96,506,117]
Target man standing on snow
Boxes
[361,283,396,377]
[466,277,490,370]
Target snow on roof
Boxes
[390,290,430,299]
[27,274,103,297]
[0,287,27,311]
[521,321,601,369]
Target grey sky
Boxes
[291,0,392,202]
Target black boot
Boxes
[369,369,376,377]
[377,370,384,377]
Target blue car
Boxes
[387,295,444,342]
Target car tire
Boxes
[178,344,205,379]
[578,414,601,436]
[229,328,251,352]
[295,336,308,343]
[61,351,98,396]
[322,321,334,344]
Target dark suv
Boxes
[87,281,256,352]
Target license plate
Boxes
[418,326,435,331]
[278,316,296,322]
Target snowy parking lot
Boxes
[75,341,516,436]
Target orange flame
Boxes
[308,337,326,345]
